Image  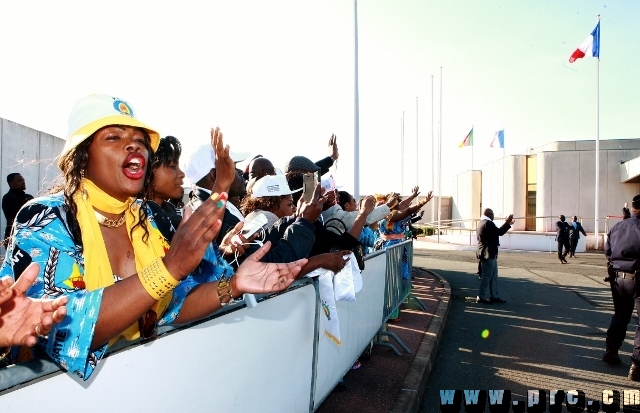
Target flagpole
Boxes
[471,125,474,171]
[416,96,419,189]
[594,14,601,249]
[401,111,405,195]
[438,67,443,243]
[431,74,435,224]
[353,0,360,199]
[502,140,505,219]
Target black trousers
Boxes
[557,238,570,259]
[606,276,640,364]
[569,237,579,255]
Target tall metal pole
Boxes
[416,96,419,189]
[594,14,601,249]
[401,111,405,194]
[438,67,443,242]
[353,0,360,199]
[431,74,435,223]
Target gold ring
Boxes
[33,322,47,339]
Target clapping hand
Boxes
[0,263,68,348]
[232,241,308,294]
[505,214,514,225]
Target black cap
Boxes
[284,156,320,174]
[632,195,640,210]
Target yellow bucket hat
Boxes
[59,94,160,168]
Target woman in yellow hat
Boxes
[0,94,307,379]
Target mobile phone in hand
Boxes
[303,173,316,203]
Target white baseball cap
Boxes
[60,94,160,167]
[185,143,251,185]
[321,175,343,193]
[251,174,301,198]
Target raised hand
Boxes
[210,127,235,194]
[424,190,434,204]
[411,186,420,197]
[329,134,339,161]
[163,192,228,280]
[505,214,514,225]
[0,263,69,348]
[296,182,326,223]
[360,195,376,215]
[231,241,308,294]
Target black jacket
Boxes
[555,220,571,242]
[605,215,640,272]
[476,219,511,260]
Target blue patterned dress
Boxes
[0,193,231,380]
[377,217,410,280]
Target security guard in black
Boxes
[603,195,640,380]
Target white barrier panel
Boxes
[313,252,387,409]
[2,284,317,413]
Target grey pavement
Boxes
[412,239,638,413]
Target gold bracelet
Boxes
[0,347,10,362]
[138,259,180,300]
[217,276,241,307]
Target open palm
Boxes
[234,241,308,294]
[0,263,68,348]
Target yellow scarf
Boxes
[74,179,172,343]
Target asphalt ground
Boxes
[316,239,611,413]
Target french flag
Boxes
[569,22,600,63]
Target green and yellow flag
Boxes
[458,128,473,147]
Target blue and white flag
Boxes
[490,129,504,148]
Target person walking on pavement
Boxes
[476,208,513,304]
[569,216,587,258]
[555,215,571,264]
[623,202,631,220]
[602,195,640,381]
[2,173,33,246]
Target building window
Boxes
[526,155,537,231]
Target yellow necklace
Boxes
[94,210,126,228]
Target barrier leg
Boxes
[408,292,428,312]
[373,323,411,355]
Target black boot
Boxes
[629,363,640,381]
[603,349,622,365]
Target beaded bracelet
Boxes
[217,276,241,307]
[138,259,180,300]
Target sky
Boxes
[0,0,638,197]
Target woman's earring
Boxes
[80,169,87,199]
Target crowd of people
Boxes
[0,94,433,383]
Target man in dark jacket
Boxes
[476,208,513,304]
[569,216,587,258]
[556,215,571,264]
[2,173,33,245]
[602,195,640,381]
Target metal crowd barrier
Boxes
[0,243,418,412]
[374,240,427,356]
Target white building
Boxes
[452,138,640,248]
[0,118,65,236]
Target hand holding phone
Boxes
[302,173,318,203]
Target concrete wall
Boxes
[452,170,481,228]
[536,148,640,232]
[480,155,527,230]
[0,118,64,236]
